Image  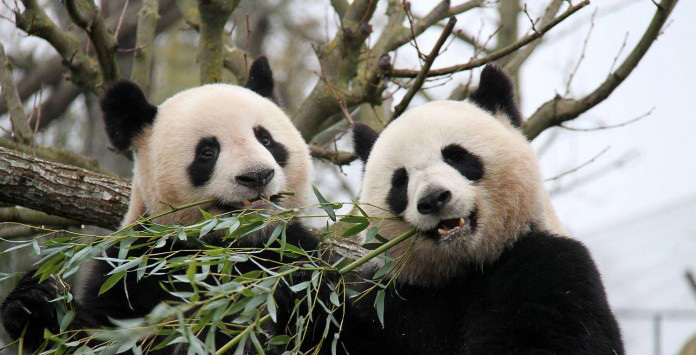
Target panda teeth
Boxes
[458,218,468,227]
[437,228,449,236]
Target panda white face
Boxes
[144,84,311,221]
[354,66,549,286]
[101,57,312,228]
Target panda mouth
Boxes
[216,194,283,212]
[425,208,478,240]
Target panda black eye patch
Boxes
[188,136,220,187]
[254,125,288,167]
[387,167,409,215]
[441,144,484,181]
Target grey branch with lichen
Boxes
[197,0,240,84]
[15,0,103,92]
[131,0,160,92]
[0,42,33,143]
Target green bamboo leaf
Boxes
[59,310,74,332]
[341,222,369,237]
[187,259,198,284]
[199,218,218,237]
[268,335,291,345]
[329,291,340,307]
[313,186,336,221]
[365,227,379,242]
[266,293,277,322]
[265,223,284,247]
[339,216,368,224]
[249,331,265,355]
[99,271,125,295]
[374,289,385,327]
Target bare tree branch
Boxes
[0,146,128,229]
[388,0,589,78]
[384,0,485,52]
[130,0,159,92]
[0,42,33,143]
[504,0,563,74]
[523,0,677,140]
[64,0,120,82]
[309,145,357,166]
[392,16,456,119]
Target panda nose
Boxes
[417,189,452,215]
[236,169,275,189]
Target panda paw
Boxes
[0,270,62,343]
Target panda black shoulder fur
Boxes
[0,56,320,354]
[315,65,624,355]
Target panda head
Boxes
[101,56,312,228]
[353,65,549,286]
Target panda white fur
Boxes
[0,57,320,354]
[297,65,624,354]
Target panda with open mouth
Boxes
[0,57,320,354]
[304,65,625,355]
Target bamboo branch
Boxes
[0,146,128,229]
[64,0,120,82]
[0,42,33,143]
[523,0,678,140]
[388,0,589,78]
[196,0,240,84]
[0,207,79,227]
[392,16,456,119]
[130,0,159,92]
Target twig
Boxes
[522,3,539,35]
[523,0,678,140]
[388,0,589,78]
[402,1,425,61]
[504,0,563,73]
[392,16,456,119]
[559,107,653,132]
[544,146,610,182]
[608,32,629,75]
[565,8,596,96]
[31,84,42,156]
[114,0,130,40]
[309,145,357,166]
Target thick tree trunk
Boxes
[0,146,129,229]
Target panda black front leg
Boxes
[1,271,62,351]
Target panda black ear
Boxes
[100,80,157,151]
[469,64,522,127]
[245,55,274,99]
[352,123,379,163]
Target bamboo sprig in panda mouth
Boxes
[425,208,478,240]
[216,193,285,211]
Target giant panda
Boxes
[297,65,624,354]
[0,56,320,354]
